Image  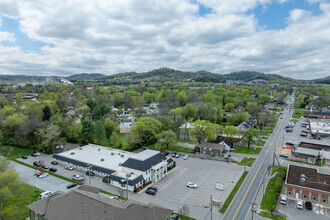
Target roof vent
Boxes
[101,158,104,161]
[121,154,124,157]
[300,177,306,183]
[300,174,307,179]
[111,152,114,155]
[79,147,82,150]
[70,152,75,155]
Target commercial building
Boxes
[27,185,172,220]
[309,120,330,137]
[307,112,330,119]
[290,142,330,166]
[52,144,174,191]
[283,165,330,207]
[194,142,229,158]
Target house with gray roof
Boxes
[27,185,172,220]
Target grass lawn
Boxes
[234,146,261,155]
[174,138,198,144]
[290,119,298,123]
[238,157,256,167]
[101,133,129,150]
[259,211,286,220]
[3,182,42,220]
[255,141,266,146]
[292,109,308,118]
[260,166,287,213]
[0,145,35,160]
[100,190,127,201]
[220,171,248,213]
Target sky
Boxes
[0,0,330,79]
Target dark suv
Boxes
[147,186,157,192]
[33,161,41,167]
[145,188,156,195]
[86,171,95,176]
[305,201,312,210]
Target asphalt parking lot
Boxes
[277,198,330,220]
[17,152,245,219]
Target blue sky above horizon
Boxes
[0,0,330,79]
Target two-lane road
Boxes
[222,99,293,220]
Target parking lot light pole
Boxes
[87,164,92,185]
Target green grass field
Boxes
[234,146,261,155]
[0,145,35,159]
[238,157,256,167]
[292,109,308,118]
[259,211,286,220]
[220,171,248,213]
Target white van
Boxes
[39,191,53,200]
[280,195,287,205]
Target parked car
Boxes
[86,171,95,176]
[300,131,308,137]
[21,155,28,159]
[163,152,169,156]
[172,153,177,157]
[33,161,41,167]
[280,195,287,205]
[285,127,293,132]
[285,141,297,146]
[147,186,157,192]
[305,201,312,210]
[31,153,37,157]
[36,172,44,177]
[42,165,49,169]
[110,196,120,201]
[145,188,156,195]
[72,174,84,181]
[187,182,198,188]
[175,153,180,158]
[51,161,58,165]
[39,173,49,178]
[65,165,74,170]
[39,191,53,199]
[49,167,57,172]
[66,183,78,189]
[34,152,41,156]
[296,199,304,209]
[183,155,189,160]
[170,214,179,220]
[279,154,288,158]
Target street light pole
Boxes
[88,164,92,185]
[126,173,129,200]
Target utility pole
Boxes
[210,195,213,220]
[273,152,275,166]
[88,164,92,185]
[250,202,256,220]
[126,173,129,200]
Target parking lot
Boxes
[278,198,330,220]
[17,151,245,219]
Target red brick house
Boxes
[283,165,330,207]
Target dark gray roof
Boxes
[308,111,330,116]
[52,154,115,175]
[196,142,225,150]
[27,188,172,220]
[167,158,173,164]
[108,174,144,186]
[121,153,168,172]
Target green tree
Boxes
[258,94,270,104]
[42,105,51,121]
[2,113,27,138]
[86,99,97,111]
[81,120,94,144]
[177,90,187,107]
[94,120,106,144]
[37,124,63,153]
[110,132,119,148]
[222,125,240,140]
[189,120,217,143]
[65,123,82,143]
[242,128,257,149]
[15,93,23,106]
[25,102,43,120]
[132,117,162,146]
[143,92,156,104]
[92,104,109,120]
[227,112,249,126]
[104,118,117,138]
[0,106,16,117]
[158,90,168,101]
[157,130,176,149]
[224,103,235,112]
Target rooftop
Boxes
[309,120,330,134]
[286,165,330,192]
[299,142,330,152]
[130,149,159,161]
[292,147,319,158]
[196,142,225,150]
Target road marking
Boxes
[231,115,286,220]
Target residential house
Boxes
[120,119,133,134]
[236,119,256,133]
[65,110,75,119]
[194,142,229,158]
[263,102,278,110]
[321,107,330,113]
[27,185,173,220]
[179,122,195,140]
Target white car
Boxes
[34,152,41,156]
[186,182,198,188]
[296,199,303,209]
[183,155,189,160]
[72,175,84,181]
[110,196,119,201]
[65,165,74,170]
[39,173,49,178]
[280,195,287,205]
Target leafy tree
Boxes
[2,113,27,138]
[158,90,168,101]
[42,100,58,113]
[132,117,162,146]
[0,96,9,108]
[92,104,110,120]
[42,105,51,121]
[110,132,119,148]
[215,104,223,124]
[94,120,106,144]
[157,130,176,149]
[104,118,117,138]
[258,94,270,104]
[242,128,257,149]
[37,124,63,153]
[25,102,43,120]
[0,106,16,117]
[86,98,97,111]
[189,120,217,143]
[227,112,249,126]
[224,103,235,112]
[143,92,156,104]
[81,120,94,144]
[15,93,23,106]
[177,90,187,107]
[256,111,273,139]
[247,102,262,118]
[222,125,240,140]
[65,123,82,143]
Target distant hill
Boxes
[101,67,226,84]
[0,75,59,83]
[310,76,330,84]
[222,71,292,82]
[66,73,107,81]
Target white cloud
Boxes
[0,0,329,79]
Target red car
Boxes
[36,172,44,177]
[42,165,49,169]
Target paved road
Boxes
[222,95,295,220]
